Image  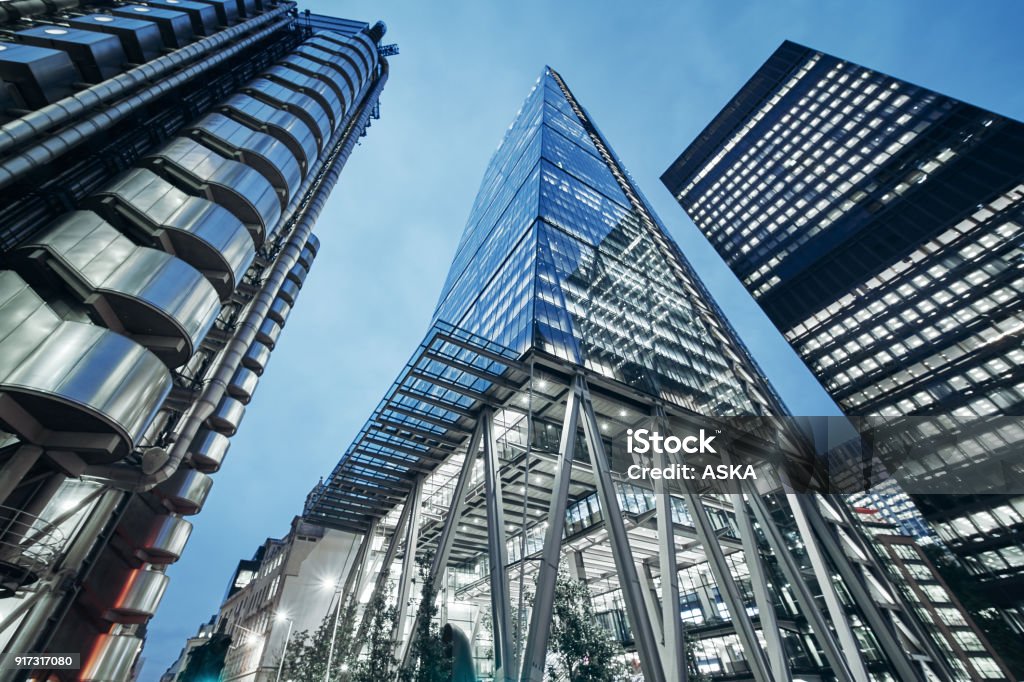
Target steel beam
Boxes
[482,407,515,682]
[353,487,414,658]
[391,477,424,666]
[579,380,666,682]
[519,376,582,682]
[398,420,484,672]
[784,493,870,682]
[744,489,855,682]
[0,445,42,504]
[799,496,925,682]
[652,407,686,682]
[683,490,773,682]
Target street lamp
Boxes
[273,611,295,682]
[322,575,344,682]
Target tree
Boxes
[400,553,452,682]
[351,587,400,682]
[683,629,712,682]
[547,570,627,682]
[277,594,357,682]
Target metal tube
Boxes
[398,420,483,673]
[719,446,791,682]
[482,407,515,682]
[325,588,342,682]
[731,493,791,681]
[0,3,295,163]
[392,476,423,671]
[684,490,774,682]
[745,490,854,682]
[652,407,685,681]
[83,57,388,491]
[274,618,294,682]
[519,376,581,682]
[784,493,870,681]
[353,473,414,659]
[799,496,926,681]
[579,381,666,682]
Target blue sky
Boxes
[140,1,1024,677]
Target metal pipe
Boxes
[0,0,79,25]
[83,57,389,491]
[0,3,294,161]
[0,15,295,191]
[481,407,515,682]
[519,375,581,682]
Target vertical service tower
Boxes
[305,69,952,681]
[0,3,388,679]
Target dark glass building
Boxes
[304,68,960,682]
[663,41,1024,637]
[0,3,387,678]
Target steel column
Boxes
[684,490,774,682]
[579,381,667,682]
[519,376,582,682]
[431,424,483,581]
[830,496,954,678]
[731,492,791,681]
[391,476,424,665]
[744,490,855,682]
[652,407,686,682]
[719,440,792,682]
[784,493,870,681]
[800,496,926,681]
[482,407,515,682]
[398,418,484,673]
[343,517,378,613]
[353,492,415,658]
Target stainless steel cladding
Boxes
[156,468,213,514]
[143,137,280,246]
[140,515,193,563]
[88,168,256,299]
[187,429,231,472]
[186,112,302,206]
[218,93,319,175]
[79,635,143,682]
[244,77,332,149]
[15,211,222,368]
[0,271,172,463]
[104,568,169,623]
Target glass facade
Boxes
[306,66,968,682]
[434,68,778,416]
[663,40,1024,633]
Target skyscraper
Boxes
[0,3,388,678]
[303,68,958,681]
[662,40,1024,638]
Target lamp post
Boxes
[323,578,343,682]
[273,612,295,682]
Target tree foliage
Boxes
[351,587,400,682]
[547,570,627,682]
[400,553,451,682]
[278,594,357,682]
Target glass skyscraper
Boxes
[304,68,969,681]
[0,4,388,678]
[663,40,1024,645]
